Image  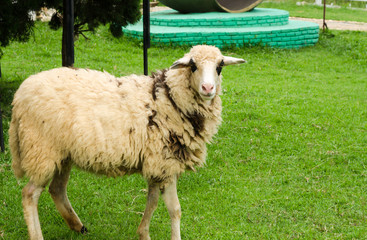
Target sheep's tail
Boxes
[9,116,25,179]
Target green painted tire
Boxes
[159,0,263,13]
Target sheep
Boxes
[9,45,245,240]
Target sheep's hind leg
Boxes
[48,160,86,233]
[162,177,181,240]
[137,182,160,240]
[22,182,45,240]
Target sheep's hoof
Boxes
[80,226,88,234]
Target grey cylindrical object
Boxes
[159,0,263,13]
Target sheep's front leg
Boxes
[162,177,181,240]
[138,182,160,240]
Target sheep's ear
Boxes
[170,56,191,69]
[223,56,246,66]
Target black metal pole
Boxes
[63,0,75,67]
[0,62,4,151]
[0,106,4,152]
[143,0,150,76]
[323,0,328,31]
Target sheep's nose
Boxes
[201,84,214,94]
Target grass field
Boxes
[1,11,367,240]
[260,0,367,22]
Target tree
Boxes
[0,0,141,65]
[0,0,45,61]
[49,0,141,66]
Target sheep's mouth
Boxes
[200,93,215,100]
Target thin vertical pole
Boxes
[0,62,4,151]
[323,0,328,31]
[143,0,150,76]
[0,106,4,152]
[63,0,74,67]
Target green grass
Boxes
[1,20,367,239]
[260,0,367,22]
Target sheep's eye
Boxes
[216,60,224,75]
[189,59,197,72]
[191,64,197,72]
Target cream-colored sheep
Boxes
[9,45,245,240]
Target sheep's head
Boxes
[170,45,245,102]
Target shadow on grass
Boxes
[1,80,19,119]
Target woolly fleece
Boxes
[9,45,223,187]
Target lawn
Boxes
[1,16,367,240]
[259,0,367,22]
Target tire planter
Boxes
[159,0,263,13]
